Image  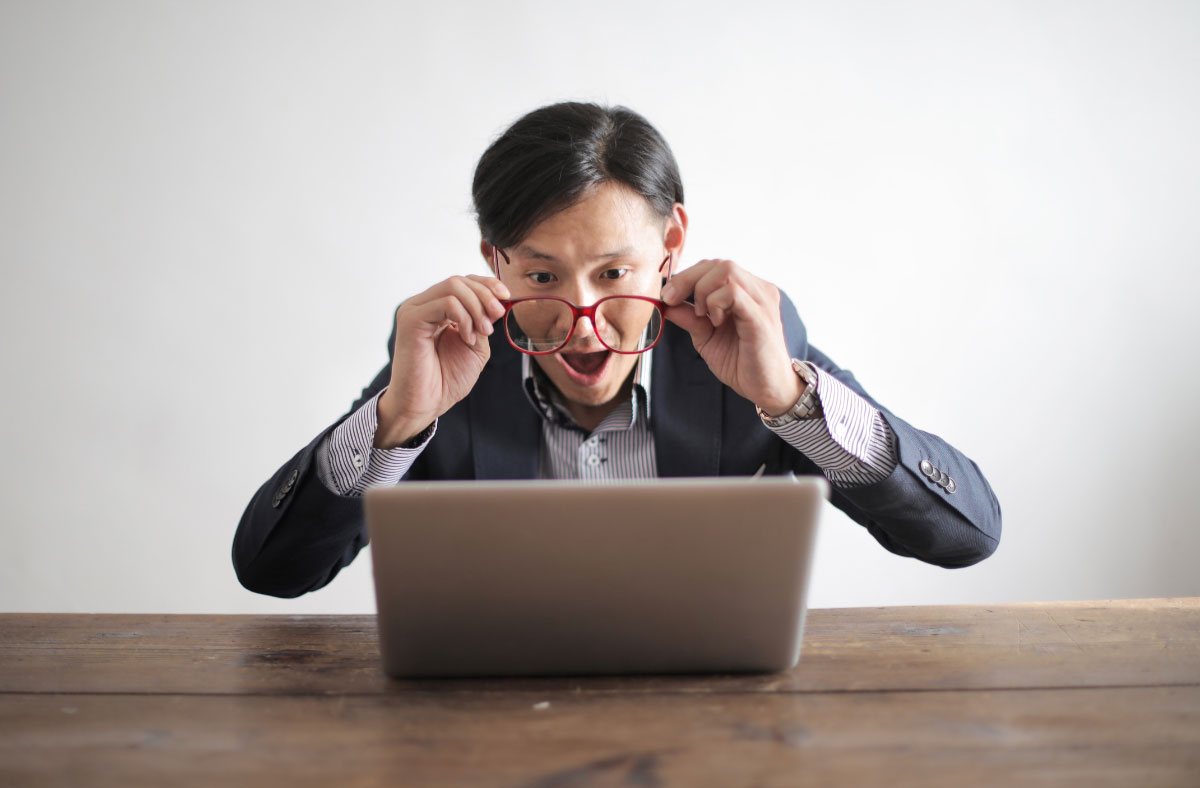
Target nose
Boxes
[560,278,599,308]
[556,281,602,347]
[566,311,603,350]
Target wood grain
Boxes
[2,599,1197,695]
[2,687,1197,787]
[3,600,1197,786]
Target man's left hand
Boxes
[660,259,803,416]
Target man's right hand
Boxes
[374,274,510,449]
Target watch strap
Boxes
[756,359,822,427]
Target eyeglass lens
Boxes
[506,297,664,354]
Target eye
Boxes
[600,268,630,281]
[526,271,556,285]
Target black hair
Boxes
[472,102,684,249]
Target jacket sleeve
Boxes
[777,293,1002,568]
[232,318,398,598]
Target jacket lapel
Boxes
[468,335,541,480]
[468,324,724,480]
[651,324,723,477]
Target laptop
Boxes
[364,475,827,678]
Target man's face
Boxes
[492,182,678,413]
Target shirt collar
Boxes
[521,349,654,432]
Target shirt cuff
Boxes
[315,388,436,497]
[764,367,898,488]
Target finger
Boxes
[689,261,736,319]
[408,275,506,312]
[663,303,715,348]
[458,276,508,324]
[444,277,496,338]
[660,259,717,306]
[417,296,477,345]
[464,273,510,303]
[704,282,738,326]
[704,284,733,322]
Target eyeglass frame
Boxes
[490,246,674,356]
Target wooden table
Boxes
[2,599,1198,787]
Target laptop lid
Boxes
[365,476,827,678]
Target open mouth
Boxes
[556,349,612,386]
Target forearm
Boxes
[232,365,403,598]
[829,413,1001,567]
[316,388,435,496]
[232,426,370,597]
[764,361,898,488]
[793,344,1001,567]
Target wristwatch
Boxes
[756,359,822,427]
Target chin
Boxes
[563,384,621,407]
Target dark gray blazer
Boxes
[233,294,1001,598]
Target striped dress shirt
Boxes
[316,349,898,495]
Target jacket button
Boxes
[273,469,300,507]
[919,460,934,477]
[945,478,957,494]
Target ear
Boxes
[480,239,498,276]
[662,202,688,279]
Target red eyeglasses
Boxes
[491,247,672,355]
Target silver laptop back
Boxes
[365,476,826,678]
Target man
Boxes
[234,102,1001,599]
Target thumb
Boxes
[663,304,715,347]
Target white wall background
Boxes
[2,0,1198,614]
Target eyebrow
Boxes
[513,245,636,264]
